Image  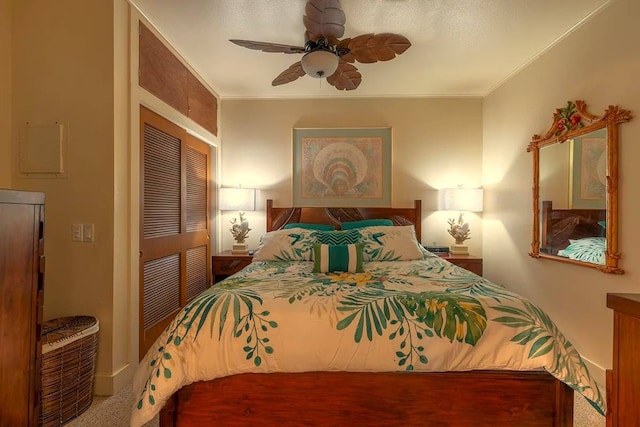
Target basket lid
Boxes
[42,316,99,354]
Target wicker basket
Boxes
[40,316,99,427]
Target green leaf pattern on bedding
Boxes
[131,257,606,426]
[356,225,424,261]
[135,286,277,410]
[557,237,606,265]
[335,291,487,369]
[253,228,317,261]
[493,301,603,413]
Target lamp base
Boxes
[449,244,469,255]
[231,243,249,254]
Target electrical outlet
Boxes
[82,224,94,242]
[72,224,83,242]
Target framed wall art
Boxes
[292,127,391,207]
[569,129,607,209]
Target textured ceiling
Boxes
[129,0,611,99]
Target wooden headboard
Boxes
[266,199,422,238]
[540,200,605,255]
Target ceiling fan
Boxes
[230,0,411,91]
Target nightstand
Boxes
[211,251,253,284]
[437,253,483,276]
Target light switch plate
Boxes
[72,224,83,242]
[82,224,94,242]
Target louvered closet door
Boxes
[139,106,211,357]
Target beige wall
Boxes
[0,0,11,187]
[539,141,571,209]
[219,98,484,253]
[10,0,133,394]
[483,0,640,384]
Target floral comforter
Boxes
[131,256,605,426]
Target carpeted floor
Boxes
[66,383,158,427]
[66,382,604,427]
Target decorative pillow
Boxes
[252,228,316,262]
[341,219,393,230]
[283,223,335,231]
[313,243,364,273]
[357,225,423,261]
[557,237,606,265]
[313,229,361,245]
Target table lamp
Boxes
[438,187,484,255]
[219,187,256,254]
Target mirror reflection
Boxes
[528,100,631,274]
[539,129,607,264]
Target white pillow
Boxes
[357,225,423,261]
[252,228,316,262]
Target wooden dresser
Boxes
[0,189,46,426]
[606,293,640,427]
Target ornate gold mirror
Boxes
[527,100,632,273]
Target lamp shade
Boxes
[438,188,484,212]
[219,187,255,212]
[301,50,339,78]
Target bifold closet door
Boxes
[139,106,211,357]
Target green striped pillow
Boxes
[314,229,361,245]
[313,243,364,273]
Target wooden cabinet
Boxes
[212,251,253,284]
[438,254,483,276]
[139,23,217,135]
[606,293,640,427]
[0,189,45,426]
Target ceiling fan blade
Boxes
[272,61,306,86]
[337,33,411,64]
[303,0,345,45]
[230,39,306,54]
[326,61,361,91]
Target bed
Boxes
[540,200,606,264]
[131,200,605,427]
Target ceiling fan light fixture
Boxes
[300,49,339,78]
[230,0,411,90]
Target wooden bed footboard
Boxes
[159,370,573,426]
